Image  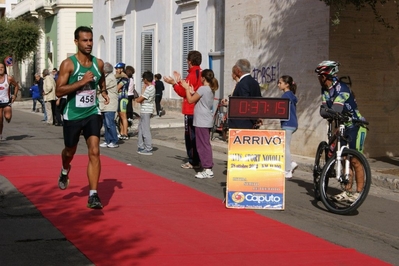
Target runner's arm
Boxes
[8,76,19,103]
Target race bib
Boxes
[76,89,96,108]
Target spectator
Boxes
[136,71,155,155]
[34,73,47,121]
[182,69,219,178]
[154,73,165,117]
[30,81,41,112]
[277,75,298,178]
[115,62,129,140]
[163,50,203,169]
[99,62,119,148]
[227,59,261,129]
[126,65,136,123]
[42,69,56,125]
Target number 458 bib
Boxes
[76,89,96,108]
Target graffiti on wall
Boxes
[252,62,280,89]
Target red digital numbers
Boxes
[229,97,290,119]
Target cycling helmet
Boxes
[315,61,340,76]
[114,62,125,69]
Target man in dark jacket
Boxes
[228,59,261,129]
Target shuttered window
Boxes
[182,22,194,79]
[141,31,154,73]
[116,35,123,63]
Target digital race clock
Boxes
[228,97,290,119]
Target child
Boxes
[30,82,41,112]
[182,69,219,178]
[135,71,155,155]
[277,75,298,179]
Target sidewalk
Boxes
[12,100,399,192]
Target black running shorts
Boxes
[63,114,102,148]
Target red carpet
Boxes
[0,155,388,266]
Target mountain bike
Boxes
[313,108,371,215]
[211,98,228,141]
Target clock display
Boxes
[228,97,290,119]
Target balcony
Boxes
[11,0,92,19]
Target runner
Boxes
[55,26,109,209]
[0,62,19,141]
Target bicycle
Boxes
[313,108,371,215]
[211,98,229,141]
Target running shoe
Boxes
[138,149,153,155]
[107,143,119,148]
[87,193,103,209]
[291,162,298,174]
[58,165,71,190]
[195,169,214,179]
[100,142,108,148]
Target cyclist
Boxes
[315,60,367,203]
[114,62,130,140]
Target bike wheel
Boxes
[313,141,328,200]
[319,149,371,215]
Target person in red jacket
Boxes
[164,50,203,169]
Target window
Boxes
[141,31,154,73]
[116,35,123,63]
[182,22,194,79]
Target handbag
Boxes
[133,88,139,99]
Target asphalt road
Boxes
[1,109,398,265]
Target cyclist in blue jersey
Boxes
[315,60,367,203]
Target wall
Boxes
[225,0,330,157]
[329,2,399,157]
[93,0,224,111]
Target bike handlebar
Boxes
[324,107,369,126]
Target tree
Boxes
[0,18,41,96]
[320,0,398,29]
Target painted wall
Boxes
[329,2,399,157]
[225,0,330,158]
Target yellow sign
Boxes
[226,129,285,210]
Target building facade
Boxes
[11,0,93,89]
[92,0,225,110]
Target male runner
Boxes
[0,62,19,141]
[56,26,109,209]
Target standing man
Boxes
[56,26,109,209]
[43,69,56,125]
[227,59,261,129]
[35,73,47,121]
[164,50,202,169]
[0,62,19,141]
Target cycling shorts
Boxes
[343,125,367,153]
[62,114,102,148]
[118,98,128,113]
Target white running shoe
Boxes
[195,169,214,179]
[100,142,108,148]
[285,171,292,179]
[291,162,298,174]
[107,143,119,148]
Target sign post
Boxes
[225,97,290,210]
